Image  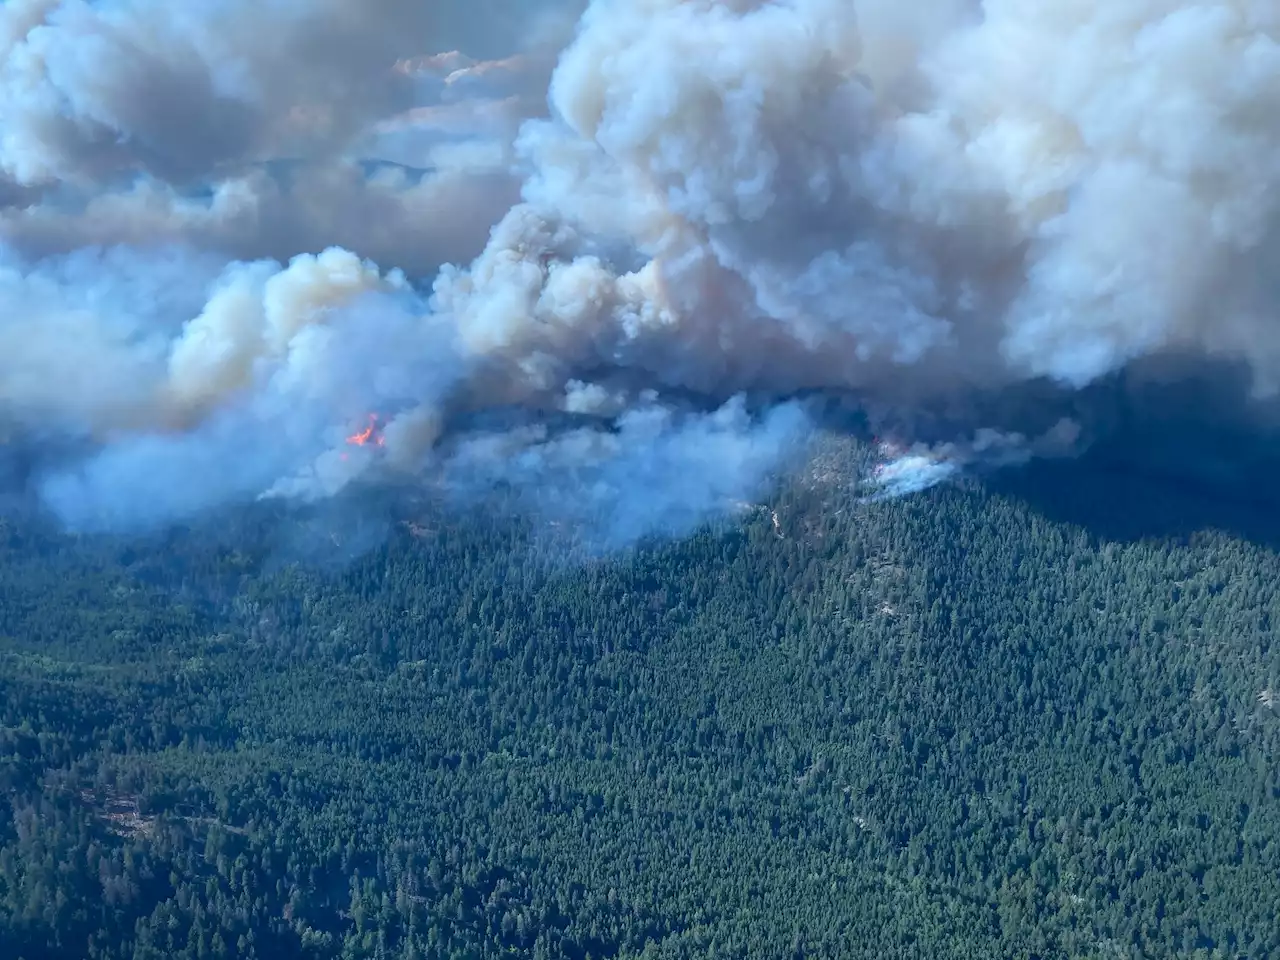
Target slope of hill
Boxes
[1,440,1278,960]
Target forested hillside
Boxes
[2,440,1278,960]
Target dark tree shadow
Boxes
[969,358,1280,550]
[988,438,1280,551]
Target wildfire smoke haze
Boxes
[2,0,1280,544]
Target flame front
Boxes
[346,413,385,447]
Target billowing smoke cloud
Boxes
[1,0,1278,544]
[862,419,1081,500]
[0,0,579,267]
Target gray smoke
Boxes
[2,0,1278,543]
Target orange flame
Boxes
[345,413,386,447]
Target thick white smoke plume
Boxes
[1,0,1278,541]
[862,419,1081,500]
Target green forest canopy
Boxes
[1,438,1278,959]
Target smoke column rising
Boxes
[1,0,1278,541]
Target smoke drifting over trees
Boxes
[1,0,1278,540]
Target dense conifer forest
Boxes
[2,440,1278,959]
